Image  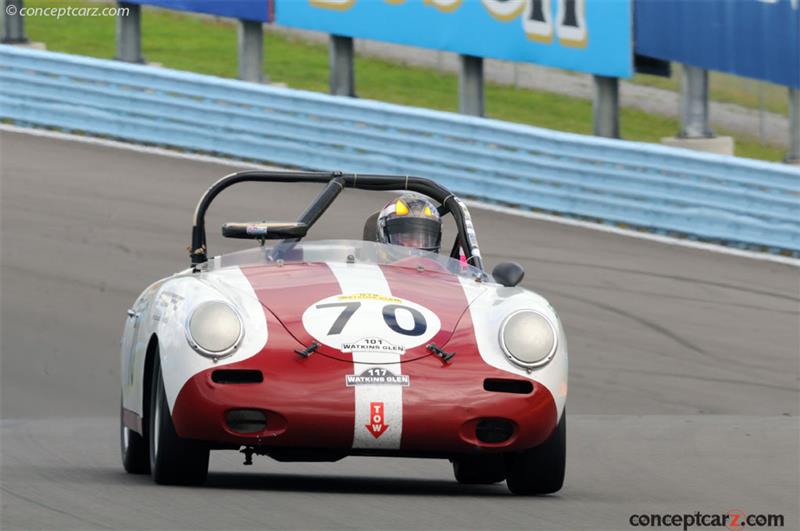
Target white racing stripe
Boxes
[326,262,404,450]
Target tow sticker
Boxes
[366,402,389,438]
[346,368,410,387]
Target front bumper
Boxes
[171,364,558,456]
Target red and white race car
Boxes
[120,171,568,495]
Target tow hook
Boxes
[241,447,255,465]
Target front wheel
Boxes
[505,413,566,495]
[452,455,506,485]
[149,349,209,485]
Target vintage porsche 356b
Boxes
[120,171,567,495]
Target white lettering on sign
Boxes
[523,0,554,43]
[311,0,355,9]
[312,0,589,48]
[556,0,587,47]
[427,0,463,13]
[482,0,526,21]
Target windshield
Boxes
[211,240,486,280]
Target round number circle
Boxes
[301,293,441,353]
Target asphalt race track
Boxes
[2,129,798,530]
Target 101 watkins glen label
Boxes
[340,337,405,355]
[346,367,410,387]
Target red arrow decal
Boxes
[366,402,389,438]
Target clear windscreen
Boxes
[213,239,485,280]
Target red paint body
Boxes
[169,262,558,456]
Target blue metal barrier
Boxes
[1,45,798,252]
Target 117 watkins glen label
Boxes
[345,368,410,387]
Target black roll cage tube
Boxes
[190,170,484,271]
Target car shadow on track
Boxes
[16,465,562,499]
[203,472,512,497]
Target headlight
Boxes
[185,301,244,359]
[499,310,557,369]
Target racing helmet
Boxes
[376,193,442,253]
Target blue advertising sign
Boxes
[129,0,273,22]
[276,0,633,77]
[636,0,800,88]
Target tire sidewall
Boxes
[148,346,209,485]
[149,352,173,479]
[505,412,566,495]
[453,455,506,484]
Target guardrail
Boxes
[2,45,799,253]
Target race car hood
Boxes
[238,259,487,361]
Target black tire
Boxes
[120,399,149,474]
[452,455,506,484]
[149,350,209,485]
[505,413,566,495]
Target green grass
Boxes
[24,0,788,162]
[634,69,790,117]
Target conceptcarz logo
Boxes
[628,510,784,530]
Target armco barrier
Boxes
[2,45,799,253]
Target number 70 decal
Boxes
[315,301,427,336]
[302,293,441,349]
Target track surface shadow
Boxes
[203,472,511,497]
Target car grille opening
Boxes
[483,378,533,394]
[225,409,267,434]
[476,418,515,444]
[212,369,263,384]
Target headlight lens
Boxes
[186,301,243,358]
[499,310,557,368]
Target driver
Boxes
[375,193,442,253]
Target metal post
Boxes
[592,75,619,138]
[115,2,142,63]
[679,65,712,138]
[787,87,800,164]
[663,63,732,154]
[329,34,355,97]
[459,55,484,117]
[2,0,28,44]
[237,20,263,83]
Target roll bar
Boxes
[190,170,484,271]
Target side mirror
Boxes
[492,262,525,287]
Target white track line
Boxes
[2,124,798,267]
[0,124,282,171]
